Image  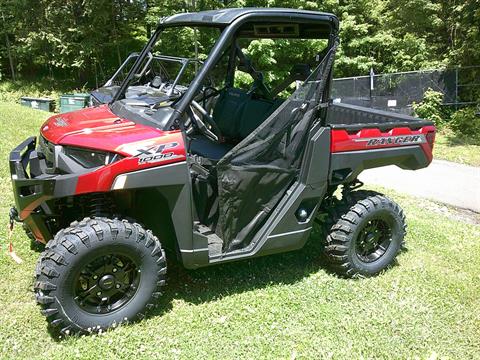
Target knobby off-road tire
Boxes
[322,190,406,277]
[34,217,167,335]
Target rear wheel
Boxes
[322,191,406,277]
[34,217,166,335]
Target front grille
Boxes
[39,135,55,168]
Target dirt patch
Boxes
[421,201,480,225]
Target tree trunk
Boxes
[1,10,15,80]
[146,0,151,38]
[4,32,15,80]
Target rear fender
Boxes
[329,126,436,184]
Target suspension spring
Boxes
[88,193,113,218]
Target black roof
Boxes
[160,8,338,29]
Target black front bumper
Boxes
[9,137,77,243]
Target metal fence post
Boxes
[370,68,374,106]
[455,67,459,110]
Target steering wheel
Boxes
[187,100,222,142]
[200,86,222,102]
[247,77,273,100]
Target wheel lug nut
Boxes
[116,284,121,289]
[96,291,102,296]
[93,275,98,280]
[113,268,117,273]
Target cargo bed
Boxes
[326,103,436,184]
[326,103,433,131]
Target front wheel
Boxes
[322,191,406,277]
[34,217,167,335]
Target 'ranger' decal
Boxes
[134,142,182,164]
[354,134,426,146]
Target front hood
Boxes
[41,105,128,142]
[40,105,167,154]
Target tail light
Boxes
[425,131,436,150]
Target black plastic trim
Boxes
[9,137,79,241]
[110,162,196,267]
[159,8,339,29]
[329,146,430,184]
[327,103,433,131]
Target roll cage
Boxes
[110,8,339,130]
[104,52,202,91]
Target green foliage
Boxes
[0,0,147,85]
[0,79,83,111]
[450,107,480,143]
[412,89,448,127]
[1,0,479,86]
[414,89,480,142]
[448,0,480,67]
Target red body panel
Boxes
[41,105,124,144]
[330,125,436,163]
[40,105,436,195]
[41,105,187,194]
[75,132,186,194]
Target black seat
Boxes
[189,88,283,161]
[189,135,235,161]
[213,88,283,140]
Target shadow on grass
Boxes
[151,227,404,316]
[47,229,334,340]
[150,229,339,318]
[442,132,480,147]
[46,226,405,340]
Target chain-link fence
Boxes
[331,66,480,115]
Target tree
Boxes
[0,0,478,85]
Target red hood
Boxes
[41,105,125,142]
[40,105,171,155]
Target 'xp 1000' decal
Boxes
[134,142,183,164]
[355,134,427,147]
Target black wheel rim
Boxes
[73,254,140,314]
[355,218,392,263]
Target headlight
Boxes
[63,147,122,168]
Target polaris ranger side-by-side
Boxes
[8,8,435,334]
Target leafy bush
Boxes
[449,107,480,143]
[412,89,449,128]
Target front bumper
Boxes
[9,137,78,243]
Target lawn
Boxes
[434,131,480,167]
[0,103,479,359]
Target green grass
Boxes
[0,103,479,359]
[434,131,480,167]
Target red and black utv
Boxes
[9,8,435,335]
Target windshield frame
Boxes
[109,24,221,105]
[106,53,203,90]
[109,28,162,104]
[110,13,338,130]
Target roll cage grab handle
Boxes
[110,30,161,104]
[110,12,339,130]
